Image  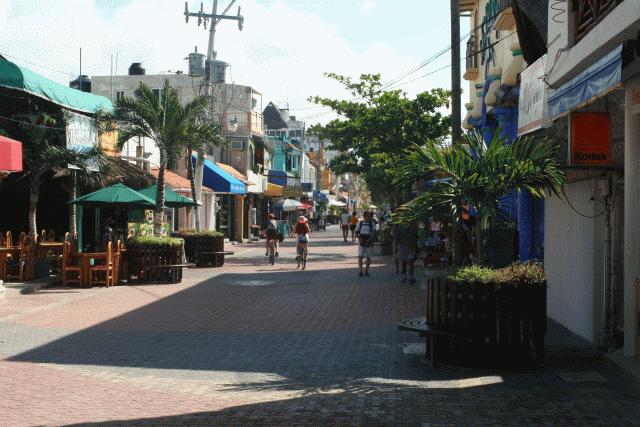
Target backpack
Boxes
[357,221,374,247]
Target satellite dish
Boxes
[184,2,189,23]
[237,6,244,31]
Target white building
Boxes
[540,0,640,360]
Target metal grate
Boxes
[574,0,624,42]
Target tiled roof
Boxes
[151,168,213,194]
[215,162,254,185]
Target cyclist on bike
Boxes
[265,213,279,257]
[295,215,311,260]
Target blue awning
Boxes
[267,170,288,186]
[548,45,622,120]
[201,158,245,194]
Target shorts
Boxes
[298,234,309,243]
[358,245,372,258]
[349,224,357,231]
[266,229,278,240]
[341,225,349,231]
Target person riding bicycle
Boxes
[295,215,311,260]
[265,213,279,257]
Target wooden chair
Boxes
[111,239,124,286]
[40,229,47,243]
[47,229,56,242]
[5,231,12,248]
[5,236,34,282]
[61,241,81,288]
[90,241,113,287]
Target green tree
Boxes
[182,120,224,230]
[394,131,565,265]
[308,73,450,204]
[15,112,102,238]
[110,80,218,236]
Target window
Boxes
[152,88,163,99]
[116,90,125,102]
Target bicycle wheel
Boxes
[302,247,307,270]
[296,246,302,269]
[269,242,275,265]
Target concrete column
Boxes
[624,84,640,358]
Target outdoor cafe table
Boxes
[76,249,126,287]
[78,252,108,287]
[38,242,64,258]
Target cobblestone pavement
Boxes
[1,226,640,426]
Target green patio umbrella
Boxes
[139,184,198,208]
[69,183,155,207]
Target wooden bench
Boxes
[145,263,196,284]
[398,317,455,367]
[194,250,234,267]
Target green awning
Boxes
[70,183,155,207]
[0,59,112,114]
[139,184,198,208]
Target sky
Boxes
[0,0,469,125]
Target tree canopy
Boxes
[308,73,451,204]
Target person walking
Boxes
[398,221,419,284]
[356,211,375,277]
[391,221,400,274]
[339,209,350,242]
[349,211,359,242]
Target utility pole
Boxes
[450,0,462,145]
[184,1,244,230]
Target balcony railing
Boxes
[574,0,624,42]
[464,35,479,80]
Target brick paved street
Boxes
[1,226,640,426]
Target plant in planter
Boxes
[176,229,225,267]
[126,236,185,282]
[426,261,548,366]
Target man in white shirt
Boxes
[339,210,350,242]
[356,211,375,277]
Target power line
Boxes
[1,51,75,79]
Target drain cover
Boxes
[557,371,608,382]
[235,280,276,286]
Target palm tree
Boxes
[111,80,218,236]
[394,130,565,265]
[183,120,223,230]
[17,112,102,238]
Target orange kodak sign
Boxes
[570,112,611,166]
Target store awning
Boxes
[0,59,112,114]
[548,45,622,120]
[267,170,288,186]
[202,158,246,194]
[264,182,283,197]
[0,135,22,172]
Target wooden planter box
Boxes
[426,278,546,366]
[126,241,184,283]
[178,234,226,267]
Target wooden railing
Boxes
[574,0,624,42]
[466,35,479,72]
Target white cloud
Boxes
[360,0,376,15]
[0,0,432,124]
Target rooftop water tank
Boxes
[128,62,145,75]
[69,75,91,93]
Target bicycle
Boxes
[267,238,277,265]
[296,242,308,270]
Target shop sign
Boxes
[569,112,611,166]
[518,55,550,136]
[283,185,303,197]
